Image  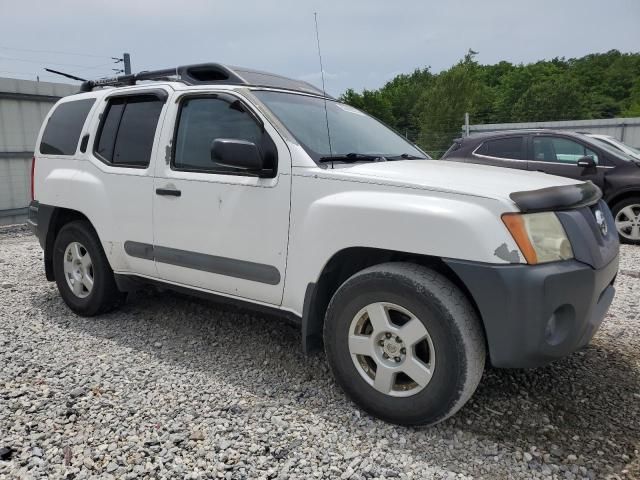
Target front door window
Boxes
[532,137,599,164]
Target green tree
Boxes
[339,50,640,156]
[378,68,434,138]
[623,78,640,116]
[339,88,395,125]
[511,77,586,122]
[414,51,484,157]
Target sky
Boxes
[1,0,639,96]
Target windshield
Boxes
[600,137,640,156]
[253,90,428,162]
[588,136,640,162]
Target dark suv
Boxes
[442,129,640,244]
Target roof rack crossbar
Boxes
[79,63,329,97]
[80,63,241,92]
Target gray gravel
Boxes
[1,224,639,479]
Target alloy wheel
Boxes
[615,204,640,241]
[348,302,435,397]
[63,241,94,298]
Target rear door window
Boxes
[476,136,525,160]
[39,99,95,155]
[95,95,164,168]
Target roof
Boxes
[459,129,595,143]
[466,128,588,138]
[79,63,330,98]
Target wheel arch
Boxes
[605,189,640,209]
[301,246,486,354]
[43,207,95,281]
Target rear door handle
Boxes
[155,188,181,197]
[79,134,90,153]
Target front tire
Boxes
[611,197,640,245]
[324,262,485,426]
[52,221,125,316]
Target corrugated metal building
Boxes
[468,117,640,148]
[0,77,76,225]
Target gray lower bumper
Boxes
[445,255,619,368]
[28,200,39,240]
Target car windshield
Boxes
[601,137,640,156]
[588,136,640,162]
[252,90,428,162]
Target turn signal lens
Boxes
[502,212,573,265]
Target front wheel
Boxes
[324,262,486,426]
[612,197,640,245]
[52,221,125,316]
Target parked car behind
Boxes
[442,129,640,244]
[585,133,640,161]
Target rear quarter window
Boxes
[443,141,462,158]
[39,99,95,155]
[476,136,524,160]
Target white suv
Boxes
[29,63,619,426]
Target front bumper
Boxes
[445,254,618,368]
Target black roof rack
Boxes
[80,63,330,97]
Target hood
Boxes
[328,160,581,202]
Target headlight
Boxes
[502,212,573,264]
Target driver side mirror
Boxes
[576,156,596,169]
[211,138,266,176]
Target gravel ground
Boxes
[0,224,639,480]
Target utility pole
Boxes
[123,53,131,75]
[464,112,470,137]
[111,54,131,75]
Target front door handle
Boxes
[155,188,181,197]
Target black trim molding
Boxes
[510,181,602,213]
[113,274,300,325]
[124,241,281,285]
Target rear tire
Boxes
[611,197,640,245]
[324,262,485,426]
[52,221,125,316]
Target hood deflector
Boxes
[510,181,602,213]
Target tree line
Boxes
[340,50,640,157]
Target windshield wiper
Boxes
[385,153,427,160]
[318,153,387,163]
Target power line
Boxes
[0,68,120,83]
[0,55,114,70]
[0,55,127,82]
[0,70,79,80]
[0,45,113,60]
[0,69,59,76]
[72,61,123,73]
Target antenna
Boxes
[44,68,87,82]
[314,12,334,168]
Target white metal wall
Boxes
[468,117,640,148]
[0,78,77,225]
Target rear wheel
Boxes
[324,262,486,426]
[52,221,125,316]
[612,197,640,245]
